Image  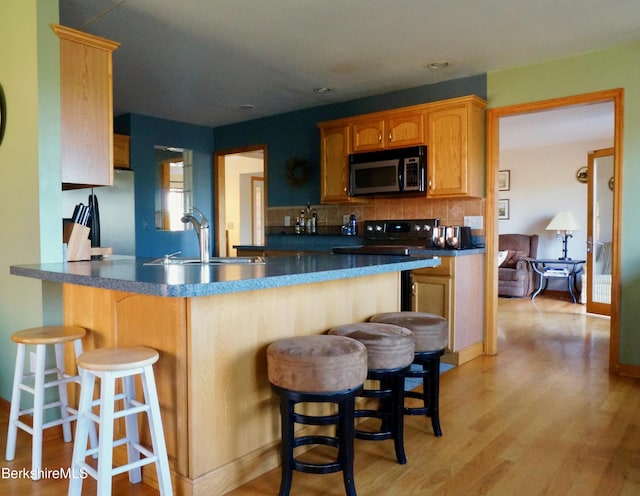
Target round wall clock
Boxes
[0,83,6,146]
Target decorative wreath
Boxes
[285,156,312,187]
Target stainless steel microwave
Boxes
[349,145,426,196]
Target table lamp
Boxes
[545,211,582,260]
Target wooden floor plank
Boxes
[2,296,640,495]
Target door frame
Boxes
[214,144,268,257]
[484,88,624,373]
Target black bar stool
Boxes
[267,335,368,496]
[328,322,415,464]
[369,312,448,436]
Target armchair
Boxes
[498,234,539,298]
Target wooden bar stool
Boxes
[328,322,415,464]
[5,325,96,480]
[369,312,448,436]
[267,335,368,496]
[68,347,172,496]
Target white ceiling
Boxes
[59,0,637,134]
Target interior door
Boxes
[586,148,614,316]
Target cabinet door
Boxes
[386,111,424,148]
[113,134,130,169]
[320,124,351,203]
[54,25,119,188]
[352,118,384,152]
[426,105,468,197]
[426,100,484,198]
[411,274,452,350]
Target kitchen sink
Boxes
[145,256,265,266]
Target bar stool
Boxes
[68,347,173,496]
[5,325,96,480]
[267,335,368,496]
[369,312,448,436]
[328,322,415,464]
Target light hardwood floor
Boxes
[2,296,640,495]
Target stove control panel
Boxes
[362,219,439,244]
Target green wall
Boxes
[488,40,640,365]
[0,0,61,402]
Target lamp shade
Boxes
[545,211,582,232]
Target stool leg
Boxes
[31,343,47,479]
[427,357,442,437]
[68,367,96,496]
[140,364,173,496]
[278,398,294,496]
[97,371,116,496]
[122,374,142,484]
[54,342,73,443]
[73,338,98,454]
[391,374,407,464]
[338,396,357,496]
[5,343,26,462]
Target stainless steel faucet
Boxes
[181,207,210,263]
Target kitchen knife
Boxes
[71,204,81,223]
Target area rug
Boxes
[404,363,454,391]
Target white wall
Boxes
[499,138,612,260]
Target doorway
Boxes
[485,89,623,371]
[214,145,267,256]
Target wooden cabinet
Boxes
[319,123,354,203]
[113,134,130,169]
[53,25,119,188]
[425,96,485,198]
[351,110,424,152]
[411,254,484,365]
[318,95,486,202]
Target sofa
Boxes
[498,234,539,298]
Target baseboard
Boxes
[442,341,484,366]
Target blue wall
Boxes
[214,75,487,206]
[118,75,486,257]
[115,113,214,258]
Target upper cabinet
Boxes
[113,134,130,169]
[53,25,120,189]
[318,95,486,203]
[352,109,424,152]
[319,124,353,203]
[425,96,485,198]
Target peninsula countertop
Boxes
[10,253,441,298]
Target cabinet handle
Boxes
[411,283,416,296]
[378,132,382,143]
[428,178,433,189]
[388,132,393,142]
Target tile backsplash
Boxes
[267,197,486,235]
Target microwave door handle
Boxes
[398,163,404,192]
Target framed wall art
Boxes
[498,170,510,191]
[498,199,510,220]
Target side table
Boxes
[528,259,585,303]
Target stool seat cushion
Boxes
[369,312,448,352]
[328,323,415,370]
[267,335,367,393]
[77,347,159,372]
[11,325,86,345]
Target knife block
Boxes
[64,223,91,261]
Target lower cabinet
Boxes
[411,254,484,365]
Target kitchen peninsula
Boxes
[10,254,440,495]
